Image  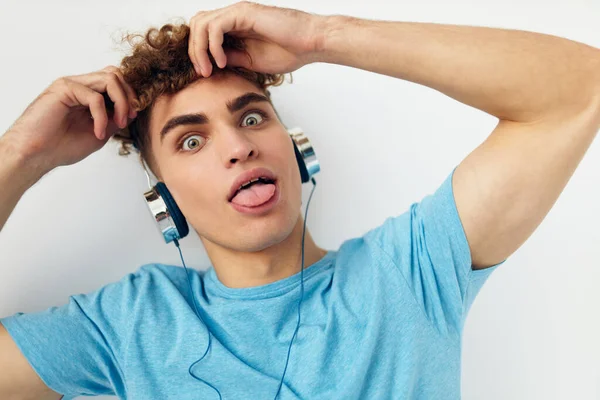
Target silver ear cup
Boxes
[143,186,181,243]
[288,127,320,183]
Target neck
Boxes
[201,214,327,289]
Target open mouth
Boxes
[228,177,277,206]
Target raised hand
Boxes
[2,66,138,174]
[188,1,329,77]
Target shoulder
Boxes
[75,263,199,306]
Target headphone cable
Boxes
[174,177,317,400]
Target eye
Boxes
[180,134,204,151]
[241,111,266,127]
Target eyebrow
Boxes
[159,92,271,144]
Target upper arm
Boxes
[0,273,136,399]
[453,99,600,270]
[0,322,63,400]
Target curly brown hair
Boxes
[110,19,291,178]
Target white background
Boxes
[0,0,599,399]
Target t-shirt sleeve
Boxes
[363,166,506,337]
[0,269,139,400]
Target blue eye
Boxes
[181,134,204,151]
[241,111,265,127]
[177,111,268,153]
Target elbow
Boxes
[587,47,600,111]
[563,46,600,122]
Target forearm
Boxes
[0,136,45,232]
[316,16,600,122]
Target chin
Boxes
[200,192,301,252]
[237,211,298,252]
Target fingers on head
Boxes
[103,72,130,129]
[68,67,138,125]
[189,8,238,76]
[102,67,138,117]
[189,18,210,76]
[63,80,108,140]
[208,22,226,70]
[59,72,130,140]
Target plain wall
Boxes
[1,0,598,399]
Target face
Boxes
[148,72,302,252]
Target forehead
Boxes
[149,73,263,139]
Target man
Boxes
[0,2,598,399]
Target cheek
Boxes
[272,139,297,181]
[165,165,212,210]
[280,138,303,198]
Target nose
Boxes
[219,127,259,166]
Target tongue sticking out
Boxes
[231,182,276,207]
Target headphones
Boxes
[134,126,321,399]
[141,127,320,244]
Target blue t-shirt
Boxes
[1,167,505,399]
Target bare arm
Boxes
[0,137,46,233]
[317,17,600,122]
[0,65,137,399]
[316,17,600,269]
